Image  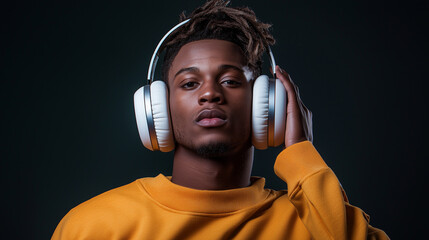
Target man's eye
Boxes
[221,79,242,87]
[181,81,198,89]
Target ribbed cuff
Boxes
[274,141,329,192]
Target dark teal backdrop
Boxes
[3,0,427,239]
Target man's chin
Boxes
[195,143,231,159]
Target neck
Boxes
[171,145,254,190]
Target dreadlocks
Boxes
[161,0,275,81]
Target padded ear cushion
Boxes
[273,78,287,146]
[252,75,270,149]
[150,81,175,152]
[252,76,287,149]
[134,86,153,151]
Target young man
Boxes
[52,1,389,239]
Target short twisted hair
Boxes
[161,0,275,82]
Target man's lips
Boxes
[195,109,227,127]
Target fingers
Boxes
[277,67,304,104]
[275,66,298,106]
[275,65,308,109]
[275,65,314,144]
[304,108,314,142]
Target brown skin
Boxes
[167,39,312,190]
[276,65,313,148]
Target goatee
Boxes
[196,143,230,158]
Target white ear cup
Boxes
[134,86,153,150]
[133,81,174,152]
[252,75,287,149]
[273,79,287,146]
[252,75,270,149]
[150,81,175,152]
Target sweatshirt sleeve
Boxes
[274,141,389,240]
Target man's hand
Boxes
[276,65,313,148]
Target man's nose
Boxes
[198,82,225,105]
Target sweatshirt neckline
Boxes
[139,174,270,214]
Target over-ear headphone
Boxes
[134,19,287,152]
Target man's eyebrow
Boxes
[218,64,244,73]
[174,67,200,79]
[173,65,244,80]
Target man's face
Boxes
[168,39,253,157]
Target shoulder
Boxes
[71,179,143,214]
[52,179,148,239]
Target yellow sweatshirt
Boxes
[52,141,389,239]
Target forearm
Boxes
[274,141,389,240]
